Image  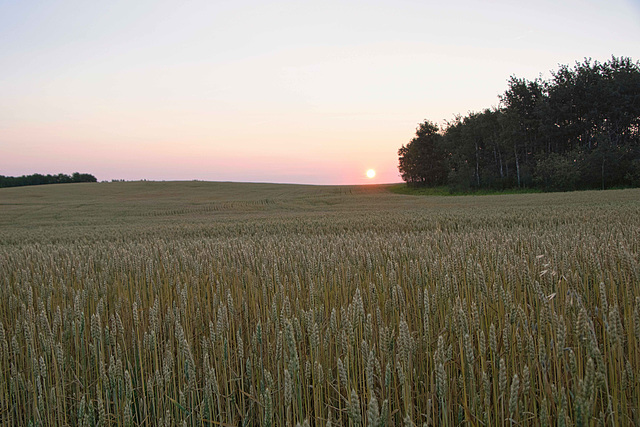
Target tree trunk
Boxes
[514,143,521,187]
[601,154,605,190]
[475,139,480,187]
[493,146,504,181]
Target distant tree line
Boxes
[398,56,640,191]
[0,172,97,188]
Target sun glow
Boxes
[366,169,376,179]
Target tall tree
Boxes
[399,56,640,192]
[500,76,545,187]
[398,121,446,186]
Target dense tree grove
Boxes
[0,172,97,188]
[397,120,447,186]
[398,57,640,191]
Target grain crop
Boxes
[0,182,638,425]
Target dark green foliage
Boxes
[534,152,580,191]
[0,172,97,188]
[398,56,640,192]
[626,159,640,186]
[398,120,447,186]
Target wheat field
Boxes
[0,182,639,426]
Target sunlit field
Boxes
[1,182,639,426]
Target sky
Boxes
[1,0,639,185]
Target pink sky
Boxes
[1,0,639,184]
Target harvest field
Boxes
[1,181,639,426]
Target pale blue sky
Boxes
[1,0,639,184]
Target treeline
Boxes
[0,172,97,188]
[398,56,640,191]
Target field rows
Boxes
[0,183,639,425]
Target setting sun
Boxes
[366,169,376,179]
